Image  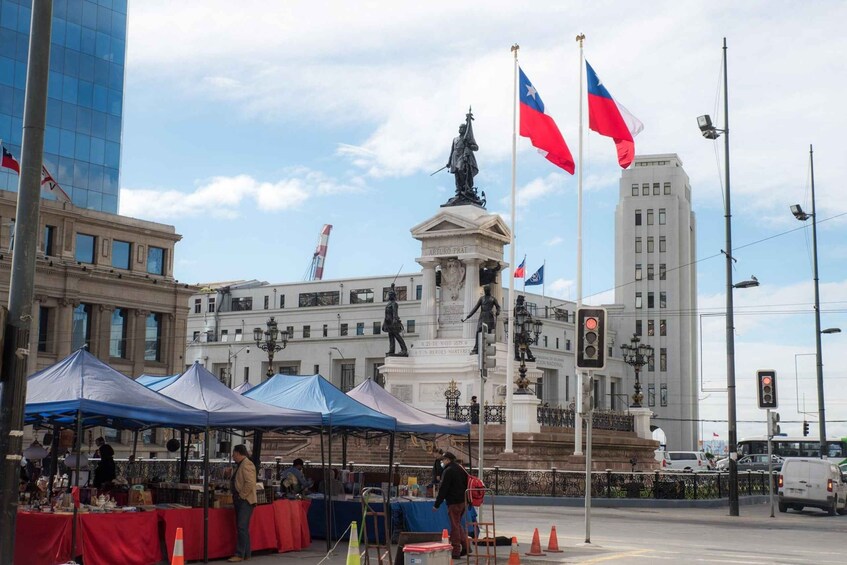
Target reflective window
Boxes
[145,313,161,361]
[350,289,374,304]
[71,303,91,351]
[147,246,164,275]
[75,232,95,263]
[111,239,130,269]
[110,308,127,358]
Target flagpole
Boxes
[574,33,585,457]
[505,43,520,454]
[522,255,526,293]
[542,259,546,315]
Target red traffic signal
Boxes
[577,308,606,370]
[756,370,777,409]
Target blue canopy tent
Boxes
[232,380,253,394]
[136,373,180,391]
[246,374,397,548]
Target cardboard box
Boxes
[129,490,152,506]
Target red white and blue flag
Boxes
[1,145,19,174]
[514,256,526,278]
[519,68,575,174]
[586,60,643,169]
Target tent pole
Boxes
[252,429,263,471]
[46,424,60,496]
[179,431,188,483]
[320,428,330,552]
[466,432,474,473]
[69,409,83,560]
[203,427,210,563]
[342,433,348,470]
[327,427,334,548]
[387,433,395,492]
[131,430,139,460]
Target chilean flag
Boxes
[519,68,575,174]
[514,256,526,278]
[2,145,19,174]
[586,60,643,169]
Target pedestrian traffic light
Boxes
[576,307,607,370]
[768,412,781,437]
[580,374,593,414]
[803,420,809,437]
[479,323,497,374]
[756,370,778,409]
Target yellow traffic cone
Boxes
[347,521,361,565]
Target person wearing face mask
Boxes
[432,452,469,559]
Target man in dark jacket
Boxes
[432,452,469,558]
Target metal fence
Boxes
[446,404,634,433]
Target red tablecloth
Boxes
[15,511,160,565]
[272,499,311,552]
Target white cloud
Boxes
[547,278,575,300]
[545,236,564,246]
[119,170,360,220]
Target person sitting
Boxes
[281,458,312,495]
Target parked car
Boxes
[778,457,847,515]
[666,451,711,472]
[737,454,783,472]
[654,450,671,469]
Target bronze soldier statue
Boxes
[463,284,501,354]
[513,295,536,362]
[383,286,408,357]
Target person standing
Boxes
[229,445,257,563]
[432,452,469,559]
[470,396,480,425]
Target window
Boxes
[208,297,216,312]
[103,428,121,444]
[642,183,649,196]
[350,289,374,304]
[648,384,655,407]
[556,337,559,349]
[299,291,340,307]
[110,308,127,358]
[646,211,654,227]
[340,323,348,336]
[220,329,228,341]
[416,285,422,300]
[659,236,666,253]
[244,367,249,382]
[543,335,548,347]
[235,328,243,341]
[286,326,294,339]
[659,264,667,280]
[303,325,311,338]
[75,233,95,263]
[647,264,654,280]
[635,320,642,336]
[142,429,156,445]
[647,292,654,309]
[653,182,660,195]
[660,320,667,336]
[660,292,667,309]
[566,339,571,351]
[112,240,131,269]
[631,183,639,196]
[340,363,355,392]
[38,306,51,353]
[634,264,642,280]
[314,364,320,374]
[647,237,654,253]
[648,320,655,336]
[383,286,407,301]
[71,303,92,351]
[565,375,570,400]
[663,182,671,195]
[635,209,642,226]
[356,323,364,336]
[373,322,381,335]
[194,298,201,314]
[44,225,57,256]
[659,208,666,225]
[322,324,328,337]
[648,354,655,372]
[263,296,269,309]
[660,384,668,406]
[279,295,285,308]
[635,237,642,253]
[147,246,165,275]
[145,313,162,361]
[660,348,667,372]
[231,297,252,311]
[635,292,642,309]
[407,320,416,333]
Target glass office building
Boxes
[0,0,127,213]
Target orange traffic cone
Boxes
[546,525,563,553]
[507,536,521,565]
[171,527,185,565]
[525,528,545,556]
[442,528,449,544]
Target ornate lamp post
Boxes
[253,317,290,378]
[620,334,653,408]
[505,298,543,393]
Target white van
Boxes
[778,458,847,515]
[666,451,711,472]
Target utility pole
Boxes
[0,0,53,557]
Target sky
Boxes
[116,1,847,444]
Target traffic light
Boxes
[479,323,497,374]
[576,307,607,370]
[768,412,781,437]
[803,420,809,437]
[580,374,593,414]
[756,370,778,409]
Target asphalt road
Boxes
[225,502,847,564]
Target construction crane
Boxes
[306,224,332,281]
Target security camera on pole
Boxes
[576,307,606,543]
[757,369,778,517]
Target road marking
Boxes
[581,549,651,563]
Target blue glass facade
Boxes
[0,0,126,213]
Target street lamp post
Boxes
[504,300,543,393]
[620,334,653,408]
[253,317,289,378]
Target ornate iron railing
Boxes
[446,404,505,424]
[446,404,633,432]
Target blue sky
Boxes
[117,1,847,442]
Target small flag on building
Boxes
[525,265,544,286]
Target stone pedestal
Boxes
[511,394,541,434]
[630,407,654,440]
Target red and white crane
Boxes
[306,224,332,281]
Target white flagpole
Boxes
[574,34,585,456]
[522,255,526,293]
[505,44,520,454]
[542,259,546,314]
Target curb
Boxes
[490,494,770,509]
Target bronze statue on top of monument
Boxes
[437,107,486,208]
[463,284,500,354]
